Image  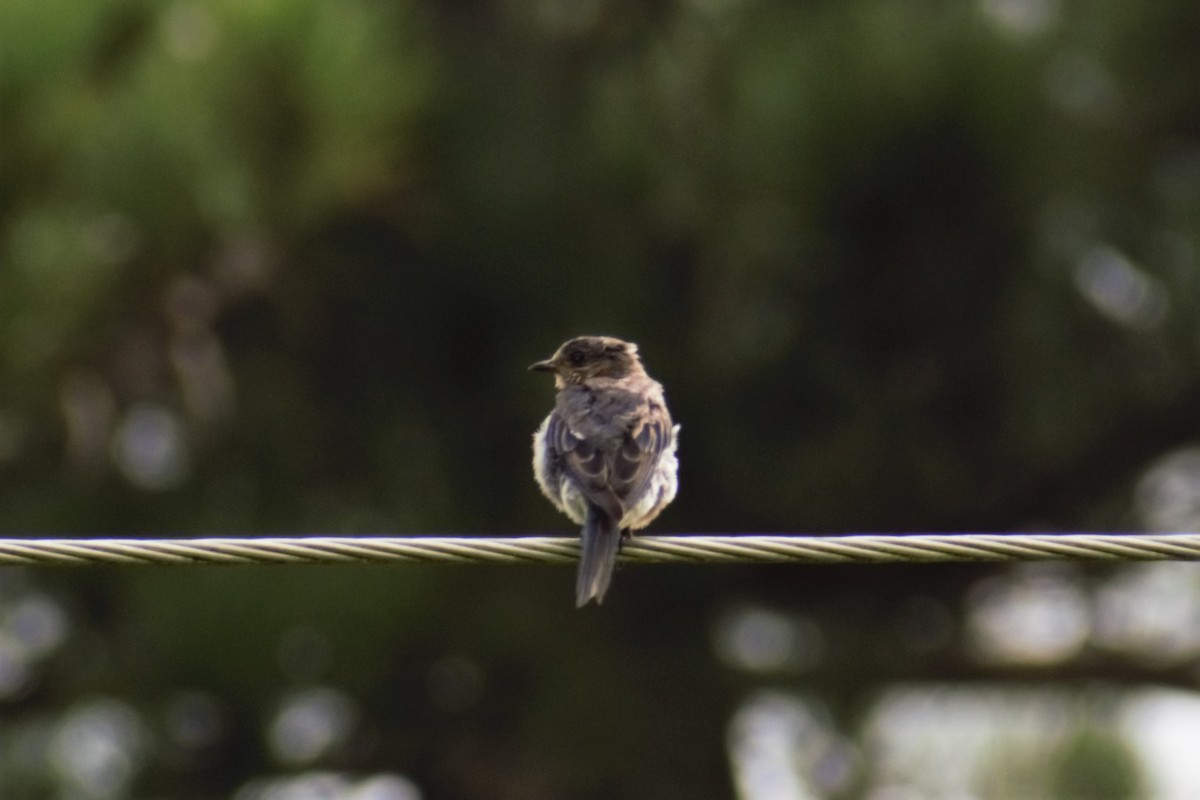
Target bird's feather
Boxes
[548,381,672,526]
[576,502,621,606]
[544,408,624,522]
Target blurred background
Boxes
[2,0,1200,797]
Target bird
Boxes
[530,336,679,607]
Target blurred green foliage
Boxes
[1050,728,1142,800]
[2,0,1200,797]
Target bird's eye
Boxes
[569,350,585,365]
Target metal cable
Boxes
[0,533,1198,567]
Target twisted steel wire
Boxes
[0,533,1198,567]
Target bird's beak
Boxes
[529,358,557,373]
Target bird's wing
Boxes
[609,401,672,510]
[544,410,624,522]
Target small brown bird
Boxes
[530,336,679,606]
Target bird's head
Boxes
[529,336,643,386]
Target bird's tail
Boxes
[576,504,621,607]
